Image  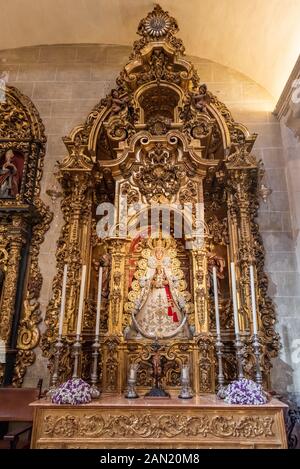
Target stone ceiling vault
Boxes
[0,0,299,102]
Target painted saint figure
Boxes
[0,150,18,198]
[0,149,24,198]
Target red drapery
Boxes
[164,284,179,322]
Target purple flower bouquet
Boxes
[222,378,268,405]
[51,378,92,405]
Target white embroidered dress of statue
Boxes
[129,238,192,339]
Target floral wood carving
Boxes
[43,413,274,439]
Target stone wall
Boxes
[275,119,300,397]
[0,44,299,393]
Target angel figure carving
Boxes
[109,89,129,115]
[192,84,210,112]
[207,245,226,294]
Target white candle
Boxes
[76,265,87,337]
[129,365,137,380]
[58,264,68,337]
[230,262,240,335]
[182,365,189,380]
[249,265,258,335]
[212,266,221,337]
[95,267,103,336]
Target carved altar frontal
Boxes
[30,396,287,449]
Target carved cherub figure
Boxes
[109,89,129,115]
[192,84,210,112]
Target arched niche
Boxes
[0,84,52,386]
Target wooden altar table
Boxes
[30,394,287,449]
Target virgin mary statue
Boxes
[127,237,192,339]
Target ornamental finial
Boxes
[132,4,185,57]
[137,4,179,38]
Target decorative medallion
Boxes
[144,10,172,37]
[138,4,178,39]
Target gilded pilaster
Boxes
[190,246,209,334]
[105,237,131,335]
[226,145,258,333]
[64,173,92,334]
[41,135,94,384]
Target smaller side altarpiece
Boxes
[0,84,52,386]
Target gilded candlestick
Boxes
[235,333,244,380]
[125,363,139,399]
[253,333,263,385]
[178,364,193,399]
[90,335,101,398]
[47,335,64,398]
[212,267,225,390]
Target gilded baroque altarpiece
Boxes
[0,5,280,393]
[39,5,280,394]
